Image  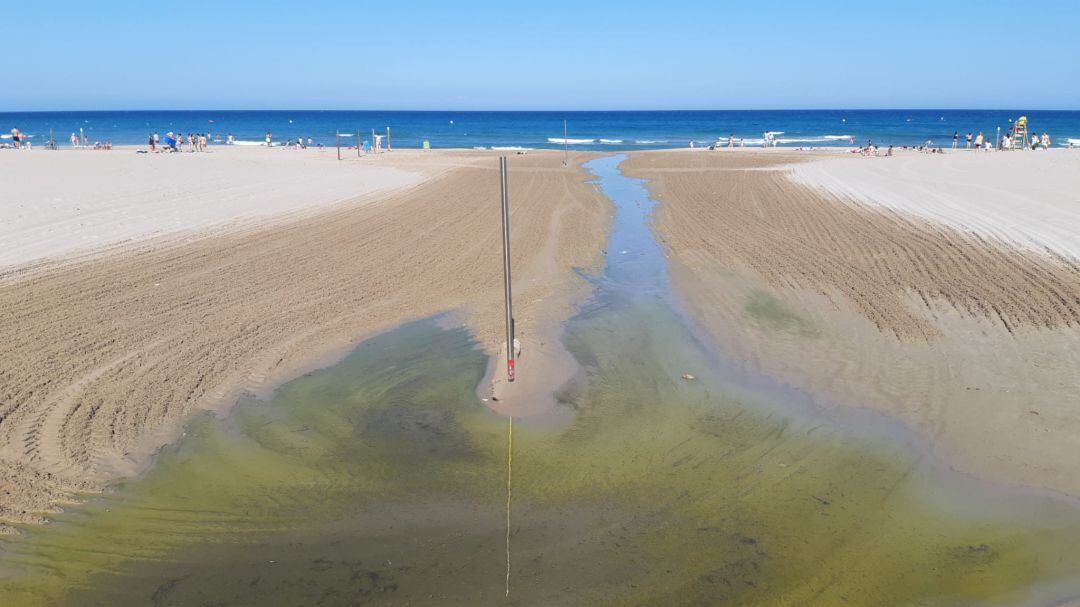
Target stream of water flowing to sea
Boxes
[2,155,1080,606]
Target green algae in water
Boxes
[2,305,1080,606]
[745,289,820,337]
[4,152,1080,606]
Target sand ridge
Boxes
[0,150,609,527]
[623,149,1080,497]
[625,151,1080,339]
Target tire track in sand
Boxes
[0,151,609,527]
[623,151,1080,340]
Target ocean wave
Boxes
[230,140,269,146]
[547,137,596,144]
[1067,138,1080,146]
[634,139,668,144]
[776,136,854,144]
[491,146,532,150]
[598,139,624,144]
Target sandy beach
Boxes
[0,148,608,528]
[791,150,1080,259]
[5,143,1080,535]
[624,148,1080,497]
[0,146,426,269]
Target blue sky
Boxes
[5,0,1078,110]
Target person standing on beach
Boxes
[265,131,272,147]
[966,132,972,148]
[149,133,155,152]
[10,128,22,149]
[974,131,984,150]
[952,131,958,149]
[70,132,78,148]
[728,133,734,148]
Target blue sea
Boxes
[3,110,1079,150]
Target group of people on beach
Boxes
[148,132,210,153]
[950,123,1052,152]
[65,131,113,149]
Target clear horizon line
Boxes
[3,107,1079,114]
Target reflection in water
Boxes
[1,156,1079,606]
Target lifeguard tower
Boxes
[1012,115,1029,150]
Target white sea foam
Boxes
[598,139,624,144]
[547,137,595,144]
[1066,138,1080,147]
[634,140,667,144]
[491,146,532,150]
[776,136,854,144]
[230,140,269,146]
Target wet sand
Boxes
[623,149,1080,498]
[7,153,1080,607]
[0,149,609,529]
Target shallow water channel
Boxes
[3,155,1080,606]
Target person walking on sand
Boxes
[952,131,959,149]
[974,131,984,150]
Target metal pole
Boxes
[499,156,515,382]
[372,128,376,153]
[336,130,341,160]
[357,129,361,157]
[563,120,568,166]
[996,127,1001,150]
[387,126,391,151]
[50,128,54,150]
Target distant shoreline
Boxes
[4,108,1078,150]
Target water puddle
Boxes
[2,155,1080,606]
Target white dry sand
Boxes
[0,146,422,268]
[791,150,1080,260]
